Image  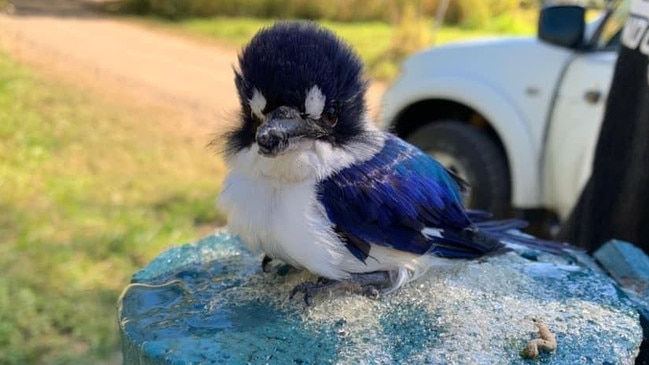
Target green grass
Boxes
[0,50,225,364]
[130,14,537,81]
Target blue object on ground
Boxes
[594,239,649,297]
[594,239,649,364]
[118,232,642,364]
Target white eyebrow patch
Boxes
[249,88,267,119]
[305,86,325,118]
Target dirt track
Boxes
[0,0,385,134]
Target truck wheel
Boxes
[406,121,511,218]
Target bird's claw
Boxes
[261,255,273,273]
[289,273,389,305]
[362,286,380,299]
[289,279,335,306]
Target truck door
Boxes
[543,2,629,220]
[543,51,617,220]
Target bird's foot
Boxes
[289,271,391,306]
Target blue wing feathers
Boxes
[319,134,573,262]
[319,134,497,259]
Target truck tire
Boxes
[406,121,511,218]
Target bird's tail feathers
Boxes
[387,218,577,293]
[465,209,493,222]
[473,218,528,231]
[422,226,504,259]
[422,218,576,259]
[475,219,576,255]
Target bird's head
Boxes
[227,21,369,158]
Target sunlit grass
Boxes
[0,50,225,364]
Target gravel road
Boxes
[0,0,386,134]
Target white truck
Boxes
[380,2,628,221]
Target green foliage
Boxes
[387,2,432,61]
[0,0,11,12]
[456,0,491,28]
[115,0,538,79]
[136,14,535,81]
[111,0,537,25]
[455,0,523,29]
[0,50,225,364]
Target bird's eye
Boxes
[322,105,338,126]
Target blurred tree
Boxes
[431,0,450,45]
[457,0,490,28]
[112,0,531,24]
[387,0,432,60]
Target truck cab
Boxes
[380,1,628,221]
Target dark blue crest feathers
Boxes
[227,21,368,154]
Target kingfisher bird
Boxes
[219,21,566,305]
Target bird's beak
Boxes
[256,106,330,157]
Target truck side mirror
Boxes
[538,5,586,49]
